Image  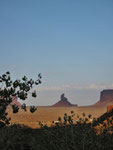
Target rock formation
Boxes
[61,94,68,102]
[100,90,113,102]
[10,96,21,107]
[0,96,21,107]
[107,105,113,113]
[52,93,78,107]
[95,89,113,106]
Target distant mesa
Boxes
[52,93,78,107]
[10,96,21,107]
[100,89,113,102]
[94,89,113,106]
[0,96,21,107]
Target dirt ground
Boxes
[7,105,107,128]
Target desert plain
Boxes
[7,105,107,128]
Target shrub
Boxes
[0,72,41,127]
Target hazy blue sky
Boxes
[0,0,113,106]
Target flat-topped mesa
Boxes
[100,89,113,102]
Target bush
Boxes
[0,121,113,150]
[1,112,113,150]
[0,72,41,126]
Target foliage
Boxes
[30,106,37,113]
[0,72,41,126]
[0,113,113,150]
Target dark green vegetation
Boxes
[0,72,41,127]
[0,112,113,150]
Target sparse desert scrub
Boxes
[6,105,106,128]
[0,115,113,150]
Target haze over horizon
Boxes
[0,0,113,106]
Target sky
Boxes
[0,0,113,106]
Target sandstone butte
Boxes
[52,93,78,107]
[107,105,113,113]
[1,89,113,108]
[10,96,21,107]
[52,89,113,107]
[94,89,113,106]
[97,89,113,122]
[0,96,21,107]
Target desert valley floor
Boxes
[7,106,107,128]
